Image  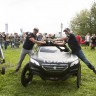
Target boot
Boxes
[88,64,96,74]
[93,68,96,74]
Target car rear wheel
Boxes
[77,64,81,88]
[21,63,33,87]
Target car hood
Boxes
[31,52,78,63]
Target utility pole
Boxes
[60,23,63,37]
[5,23,8,34]
[20,28,23,35]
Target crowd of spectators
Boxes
[0,31,56,50]
[76,33,96,50]
[0,32,23,49]
[1,31,96,50]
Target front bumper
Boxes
[29,59,80,80]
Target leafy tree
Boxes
[90,2,96,33]
[70,9,91,35]
[70,2,96,36]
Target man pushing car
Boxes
[53,28,96,74]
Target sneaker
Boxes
[93,68,96,74]
[14,68,19,73]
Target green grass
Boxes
[0,45,96,96]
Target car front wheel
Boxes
[77,64,81,88]
[21,63,33,87]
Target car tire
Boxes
[21,63,33,87]
[77,64,81,88]
[1,66,5,75]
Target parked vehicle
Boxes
[0,46,5,74]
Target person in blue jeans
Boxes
[53,28,96,74]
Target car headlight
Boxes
[70,60,79,67]
[30,58,40,66]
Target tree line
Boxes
[70,2,96,36]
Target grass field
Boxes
[0,45,96,96]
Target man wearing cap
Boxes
[53,28,96,74]
[15,28,45,72]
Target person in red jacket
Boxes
[76,34,82,44]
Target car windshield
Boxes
[39,46,60,53]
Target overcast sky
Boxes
[0,0,95,34]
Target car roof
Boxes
[39,46,60,53]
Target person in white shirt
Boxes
[85,33,91,47]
